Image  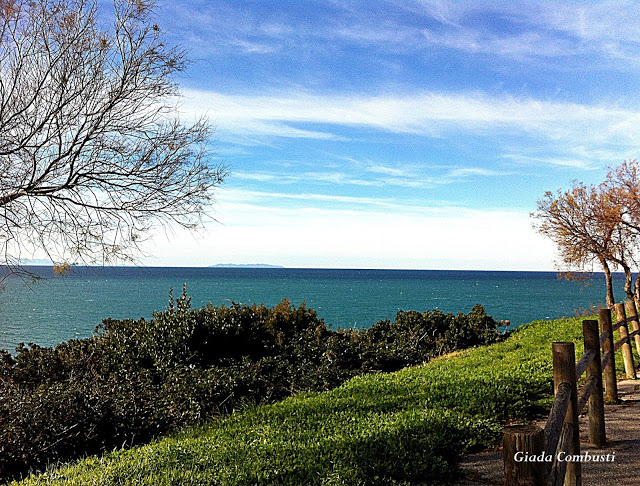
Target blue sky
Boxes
[135,0,640,269]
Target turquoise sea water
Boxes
[0,267,625,352]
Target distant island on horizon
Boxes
[209,263,285,268]
[19,259,53,266]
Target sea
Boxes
[0,267,626,352]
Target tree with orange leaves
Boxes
[533,180,625,307]
[604,160,640,307]
[533,160,640,309]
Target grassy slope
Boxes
[13,317,590,485]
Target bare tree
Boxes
[0,0,225,275]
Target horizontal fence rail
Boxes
[503,302,639,486]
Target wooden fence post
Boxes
[613,302,636,379]
[583,319,606,447]
[503,425,546,486]
[552,342,581,486]
[599,308,618,402]
[625,300,640,358]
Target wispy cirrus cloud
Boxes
[447,168,509,177]
[180,88,640,148]
[532,1,640,44]
[420,29,576,60]
[219,188,419,209]
[366,165,412,177]
[156,0,640,79]
[501,154,597,170]
[391,0,640,63]
[501,145,640,171]
[231,165,511,190]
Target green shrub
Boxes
[13,316,586,486]
[0,287,504,483]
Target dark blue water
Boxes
[0,267,625,352]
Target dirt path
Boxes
[457,378,640,485]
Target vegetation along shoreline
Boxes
[5,288,637,484]
[1,286,504,484]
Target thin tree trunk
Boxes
[599,256,615,308]
[622,262,634,302]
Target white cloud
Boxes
[218,188,454,211]
[230,164,509,190]
[534,1,640,44]
[366,165,412,177]
[159,0,640,69]
[500,154,596,170]
[231,40,280,55]
[141,193,556,270]
[447,167,510,177]
[420,28,575,59]
[401,1,640,62]
[336,24,419,46]
[216,119,342,142]
[180,89,640,150]
[231,172,299,183]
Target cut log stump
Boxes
[503,425,546,486]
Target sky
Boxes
[131,0,640,270]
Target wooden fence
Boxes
[502,302,640,486]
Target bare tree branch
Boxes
[0,0,226,275]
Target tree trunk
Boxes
[622,262,634,302]
[600,257,615,308]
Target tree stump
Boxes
[503,425,547,486]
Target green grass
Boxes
[12,317,598,485]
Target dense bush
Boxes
[15,316,587,486]
[0,287,504,483]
